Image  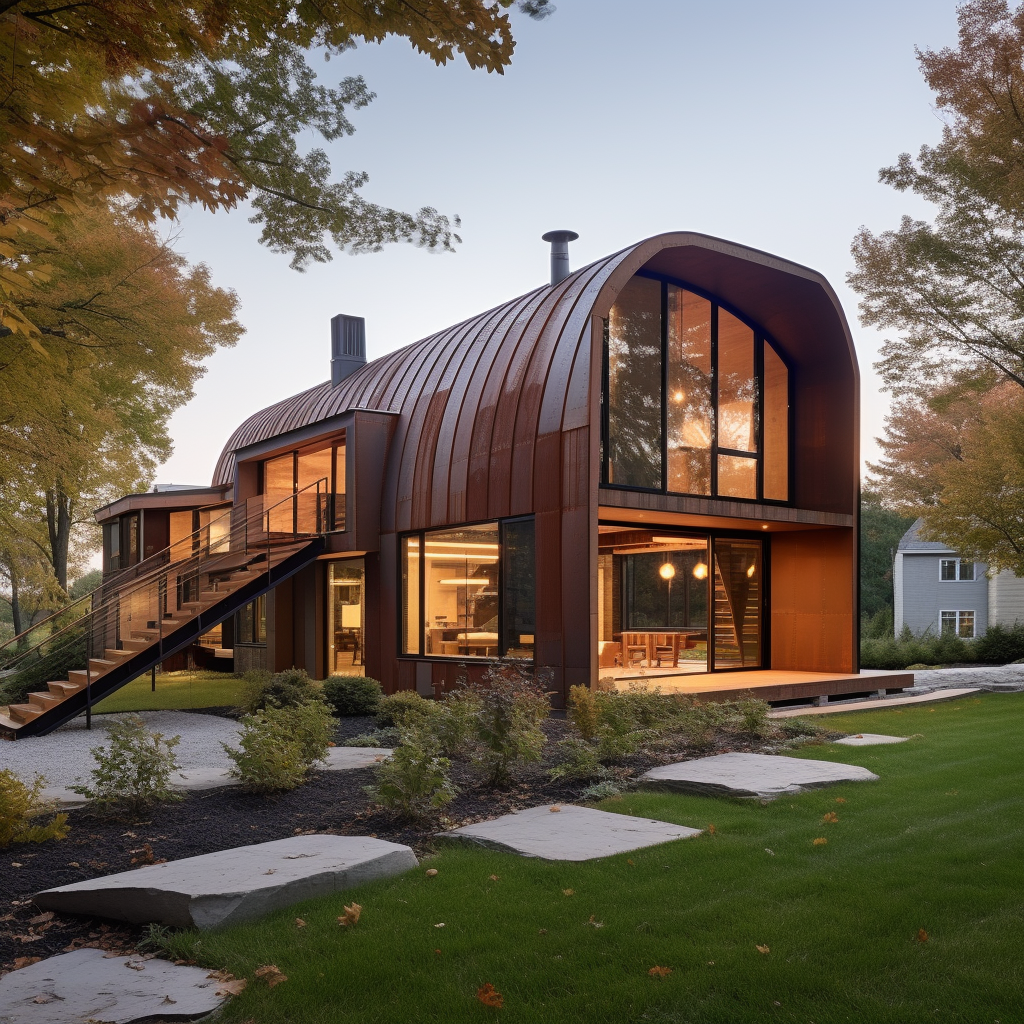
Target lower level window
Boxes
[940,610,975,638]
[401,518,535,659]
[237,595,266,644]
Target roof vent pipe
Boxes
[542,229,579,286]
[331,314,366,386]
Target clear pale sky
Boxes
[157,0,958,488]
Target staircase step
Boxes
[8,703,44,722]
[121,639,150,652]
[104,649,133,661]
[88,658,119,675]
[0,711,26,731]
[48,681,83,696]
[29,691,63,710]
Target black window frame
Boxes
[398,515,536,662]
[258,436,347,531]
[601,272,793,505]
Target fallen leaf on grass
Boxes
[648,966,672,978]
[476,982,503,1008]
[294,918,306,928]
[562,889,575,897]
[626,859,635,866]
[215,977,248,997]
[756,945,770,954]
[812,838,827,846]
[12,957,41,970]
[707,825,716,835]
[834,798,846,804]
[28,913,54,926]
[255,964,287,988]
[434,948,442,956]
[822,812,839,823]
[917,929,929,943]
[764,849,775,856]
[488,874,499,881]
[586,915,604,928]
[434,923,445,929]
[337,903,361,927]
[538,929,548,935]
[425,868,438,877]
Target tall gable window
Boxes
[602,275,790,503]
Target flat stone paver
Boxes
[438,804,701,860]
[834,733,910,746]
[769,687,981,718]
[34,835,417,930]
[640,752,878,800]
[324,746,392,770]
[0,948,230,1023]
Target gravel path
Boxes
[0,712,242,788]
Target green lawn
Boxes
[163,693,1024,1024]
[92,670,246,713]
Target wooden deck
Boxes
[607,668,915,705]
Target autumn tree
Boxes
[0,204,242,612]
[852,0,1024,570]
[0,0,551,338]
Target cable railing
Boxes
[0,479,330,728]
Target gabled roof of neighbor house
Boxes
[898,518,958,553]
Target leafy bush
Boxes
[370,725,457,818]
[237,667,320,715]
[433,687,483,756]
[223,700,333,792]
[733,697,773,736]
[342,727,401,748]
[567,684,599,741]
[548,738,606,782]
[322,676,383,717]
[861,622,1024,669]
[0,771,69,847]
[376,690,438,729]
[972,622,1024,664]
[468,661,551,787]
[674,699,731,748]
[71,715,182,815]
[580,780,623,801]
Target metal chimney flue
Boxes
[542,230,579,286]
[331,314,366,386]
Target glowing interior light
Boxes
[659,562,676,580]
[746,564,756,578]
[423,541,499,550]
[672,390,686,403]
[692,562,708,580]
[439,578,489,586]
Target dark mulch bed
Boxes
[1,712,832,970]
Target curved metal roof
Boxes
[213,231,858,531]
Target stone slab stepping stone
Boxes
[34,834,417,930]
[834,733,910,746]
[171,767,240,791]
[0,948,230,1023]
[323,746,393,770]
[640,752,878,800]
[438,804,701,861]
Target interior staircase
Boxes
[0,482,330,739]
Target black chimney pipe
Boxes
[542,230,579,286]
[331,314,366,386]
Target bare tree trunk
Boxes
[45,484,73,594]
[1,549,25,637]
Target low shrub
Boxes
[71,716,182,815]
[567,684,599,741]
[237,667,320,715]
[0,770,69,847]
[860,622,1024,669]
[223,700,332,792]
[322,676,383,717]
[376,690,438,729]
[674,699,731,748]
[732,697,773,737]
[370,725,457,818]
[548,738,607,782]
[468,661,552,787]
[973,622,1024,664]
[342,727,401,748]
[580,780,623,801]
[433,688,483,756]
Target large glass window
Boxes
[400,517,535,659]
[606,276,663,489]
[261,438,345,532]
[237,595,266,644]
[713,539,762,668]
[328,559,364,674]
[602,274,790,503]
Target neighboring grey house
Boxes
[894,519,1024,637]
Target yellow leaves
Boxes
[812,838,828,846]
[254,964,287,988]
[585,915,604,928]
[476,982,504,1008]
[648,966,672,978]
[294,918,306,928]
[822,811,839,823]
[835,797,846,804]
[549,805,561,813]
[918,929,929,943]
[208,969,247,996]
[12,956,41,970]
[488,874,500,881]
[626,859,635,866]
[337,903,361,927]
[755,944,770,955]
[707,824,716,835]
[425,868,438,877]
[562,889,575,897]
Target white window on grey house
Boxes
[940,610,975,637]
[940,558,975,581]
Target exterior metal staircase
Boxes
[0,481,331,738]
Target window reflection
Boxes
[716,310,757,453]
[328,560,364,674]
[667,286,712,495]
[763,342,789,501]
[717,454,757,500]
[607,276,663,489]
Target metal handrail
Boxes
[0,479,330,678]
